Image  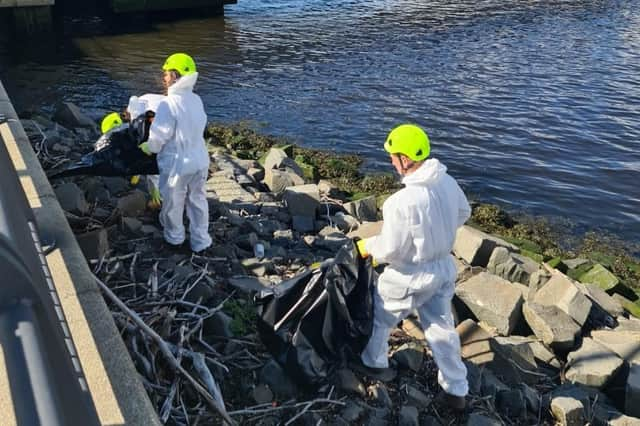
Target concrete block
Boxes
[551,396,585,426]
[75,229,109,261]
[282,184,320,217]
[343,196,378,222]
[523,302,580,352]
[455,272,524,335]
[453,226,497,267]
[591,330,640,365]
[456,319,494,365]
[533,272,592,326]
[566,338,624,389]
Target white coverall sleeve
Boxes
[363,202,412,264]
[147,100,176,154]
[456,185,471,227]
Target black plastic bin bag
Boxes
[256,243,374,387]
[48,112,158,179]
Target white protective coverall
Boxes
[361,158,471,397]
[146,73,212,252]
[127,93,165,193]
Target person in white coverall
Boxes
[356,124,470,411]
[139,53,212,252]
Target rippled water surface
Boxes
[1,0,639,242]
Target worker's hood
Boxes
[168,72,198,95]
[402,158,447,186]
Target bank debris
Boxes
[20,102,640,425]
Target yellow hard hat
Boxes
[162,53,197,77]
[101,112,123,134]
[384,124,430,162]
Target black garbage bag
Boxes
[48,112,158,179]
[256,243,374,387]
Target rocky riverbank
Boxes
[21,102,640,425]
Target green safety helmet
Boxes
[162,53,197,76]
[384,124,430,162]
[101,112,123,134]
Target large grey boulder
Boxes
[626,364,640,418]
[583,283,624,318]
[550,396,585,426]
[55,183,89,215]
[565,338,624,389]
[282,184,320,217]
[527,339,562,369]
[263,169,304,194]
[453,226,497,267]
[522,302,580,352]
[532,272,592,327]
[487,247,540,285]
[455,272,524,335]
[343,196,378,222]
[591,330,640,365]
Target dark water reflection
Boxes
[1,0,639,243]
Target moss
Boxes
[520,249,545,264]
[223,299,256,337]
[547,257,566,272]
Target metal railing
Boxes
[0,125,100,426]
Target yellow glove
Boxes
[148,188,162,210]
[139,142,152,156]
[356,239,369,258]
[130,175,140,185]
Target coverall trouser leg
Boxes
[361,267,468,397]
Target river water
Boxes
[1,0,639,243]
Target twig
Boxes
[94,274,235,425]
[227,398,345,417]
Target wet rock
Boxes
[258,359,297,399]
[464,361,482,395]
[140,225,160,236]
[455,272,524,336]
[404,384,432,409]
[626,364,640,417]
[550,396,584,426]
[336,368,366,397]
[93,207,111,221]
[117,191,147,217]
[398,406,419,426]
[248,218,283,238]
[578,263,619,291]
[340,400,365,422]
[533,272,592,327]
[53,101,96,129]
[466,413,501,426]
[55,183,89,215]
[591,329,640,365]
[122,217,142,235]
[565,338,623,388]
[282,184,320,217]
[252,384,273,405]
[456,319,494,366]
[75,228,109,261]
[522,302,580,352]
[392,342,423,372]
[203,311,234,338]
[369,383,393,407]
[453,226,498,267]
[343,196,378,222]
